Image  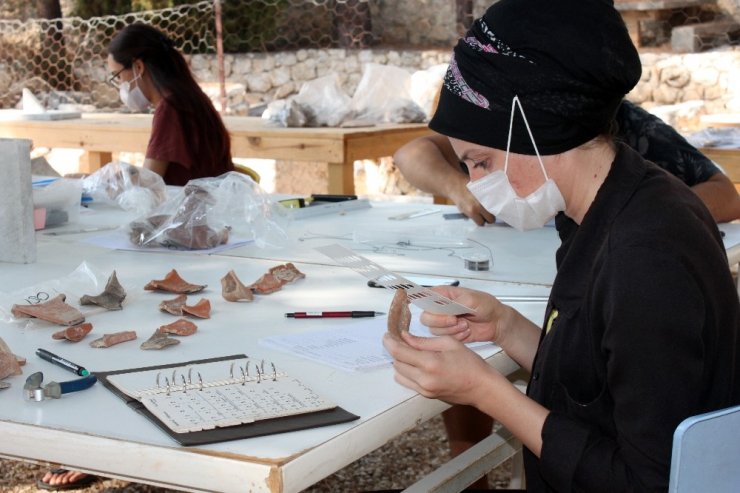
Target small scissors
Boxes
[23,371,97,401]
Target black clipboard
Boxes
[95,354,360,446]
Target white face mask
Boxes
[119,68,150,112]
[466,96,565,231]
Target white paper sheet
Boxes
[259,308,498,372]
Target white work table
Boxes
[0,200,549,493]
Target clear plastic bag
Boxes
[351,63,427,124]
[293,74,353,127]
[263,74,353,128]
[0,262,138,327]
[82,161,167,215]
[127,171,289,250]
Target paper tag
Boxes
[315,244,474,315]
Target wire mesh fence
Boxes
[0,1,215,110]
[0,0,738,110]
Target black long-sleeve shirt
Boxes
[523,144,740,492]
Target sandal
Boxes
[36,468,100,491]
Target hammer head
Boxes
[23,371,61,401]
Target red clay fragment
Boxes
[0,336,22,380]
[165,224,230,250]
[250,273,283,294]
[159,294,188,315]
[158,319,198,336]
[270,263,306,284]
[52,322,93,342]
[250,263,306,294]
[144,269,206,294]
[0,353,21,380]
[0,337,26,378]
[11,294,85,326]
[182,298,211,319]
[387,288,411,339]
[221,270,253,302]
[90,330,137,348]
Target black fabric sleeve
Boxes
[615,100,720,186]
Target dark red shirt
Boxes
[146,99,233,186]
[146,99,194,186]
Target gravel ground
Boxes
[0,415,512,492]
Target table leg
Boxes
[327,161,355,195]
[79,151,112,174]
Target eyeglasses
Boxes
[107,67,127,88]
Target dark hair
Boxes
[108,24,233,178]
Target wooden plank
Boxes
[0,114,432,194]
[700,114,740,128]
[672,20,740,53]
[79,151,113,173]
[344,127,432,163]
[229,133,344,162]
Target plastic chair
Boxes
[669,404,740,493]
[233,163,260,183]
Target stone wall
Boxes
[192,46,740,124]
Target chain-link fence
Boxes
[0,0,738,110]
[0,1,214,109]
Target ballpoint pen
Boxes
[285,311,386,318]
[36,348,90,376]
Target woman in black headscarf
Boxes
[383,0,740,491]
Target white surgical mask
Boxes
[119,68,151,112]
[466,96,565,231]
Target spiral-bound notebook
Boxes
[96,354,359,446]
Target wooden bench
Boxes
[614,0,709,46]
[0,113,432,195]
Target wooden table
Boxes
[0,113,432,194]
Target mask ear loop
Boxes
[504,96,549,180]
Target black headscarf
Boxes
[429,0,642,155]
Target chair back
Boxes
[669,404,740,493]
[233,164,261,183]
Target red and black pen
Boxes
[285,311,385,319]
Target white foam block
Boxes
[0,139,35,263]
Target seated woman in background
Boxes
[107,23,233,185]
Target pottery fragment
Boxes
[90,330,137,348]
[387,288,411,339]
[221,270,254,302]
[165,223,230,250]
[182,298,211,318]
[11,294,85,326]
[0,336,22,380]
[144,269,206,294]
[52,322,93,342]
[250,263,306,294]
[80,271,126,310]
[159,294,188,315]
[158,319,198,336]
[141,330,180,350]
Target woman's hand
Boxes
[447,179,495,226]
[383,331,503,406]
[420,286,512,345]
